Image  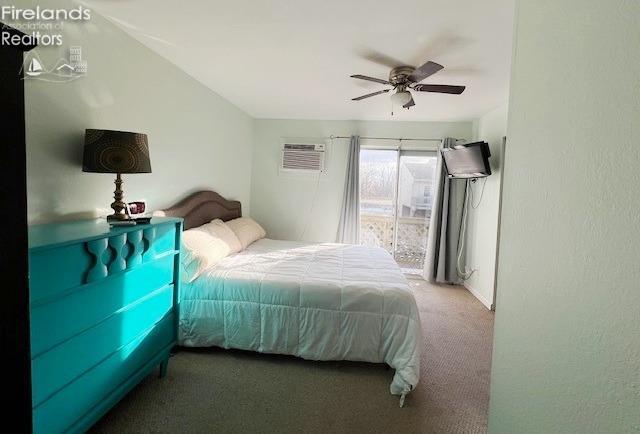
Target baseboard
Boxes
[463,281,493,310]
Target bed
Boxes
[159,191,422,405]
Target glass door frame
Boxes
[359,143,439,271]
[393,149,438,271]
[391,150,401,258]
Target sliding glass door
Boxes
[394,151,438,272]
[359,149,438,274]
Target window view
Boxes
[359,149,398,253]
[359,149,438,274]
[395,153,438,271]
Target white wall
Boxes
[463,104,508,309]
[489,1,640,432]
[250,119,473,243]
[18,0,253,223]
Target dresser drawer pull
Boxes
[142,227,156,260]
[107,234,126,274]
[85,238,108,282]
[127,229,143,267]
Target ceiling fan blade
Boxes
[413,84,466,94]
[402,95,415,109]
[350,74,390,85]
[358,48,404,69]
[409,61,444,83]
[351,89,390,101]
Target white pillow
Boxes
[199,219,242,254]
[181,229,230,282]
[225,217,266,249]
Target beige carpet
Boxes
[91,280,494,434]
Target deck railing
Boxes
[360,213,429,269]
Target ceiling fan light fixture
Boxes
[391,90,412,107]
[350,59,466,110]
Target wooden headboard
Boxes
[158,191,241,230]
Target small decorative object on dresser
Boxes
[128,199,152,224]
[82,129,152,222]
[27,217,182,433]
[127,200,148,217]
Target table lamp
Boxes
[82,129,151,221]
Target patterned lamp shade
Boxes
[82,129,151,174]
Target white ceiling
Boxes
[81,0,514,121]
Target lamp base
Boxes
[108,173,129,221]
[107,213,129,222]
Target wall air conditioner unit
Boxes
[281,143,326,173]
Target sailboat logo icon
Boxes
[26,58,44,76]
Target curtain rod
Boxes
[329,135,464,142]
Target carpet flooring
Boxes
[91,280,494,434]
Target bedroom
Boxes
[2,0,638,433]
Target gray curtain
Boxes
[423,137,467,283]
[336,136,360,243]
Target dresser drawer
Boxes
[33,314,174,434]
[28,217,182,434]
[32,284,175,406]
[31,254,176,356]
[29,223,177,304]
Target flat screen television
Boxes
[441,141,491,178]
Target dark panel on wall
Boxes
[0,23,35,432]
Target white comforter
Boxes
[180,239,422,399]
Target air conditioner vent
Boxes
[281,143,325,172]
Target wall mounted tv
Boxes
[441,141,491,178]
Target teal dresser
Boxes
[28,217,182,433]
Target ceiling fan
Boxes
[350,60,466,112]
